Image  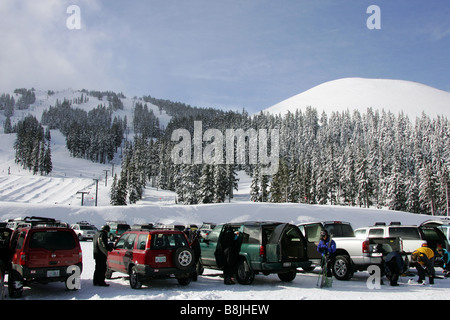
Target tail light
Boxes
[78,249,83,263]
[259,245,265,257]
[362,239,370,254]
[19,252,27,266]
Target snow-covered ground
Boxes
[1,90,450,301]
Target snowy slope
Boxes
[264,78,450,119]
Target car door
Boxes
[265,223,288,263]
[299,223,323,260]
[200,224,225,267]
[108,233,130,273]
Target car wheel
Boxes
[8,270,23,299]
[129,266,142,289]
[333,255,353,280]
[174,247,194,270]
[236,258,255,285]
[278,270,296,282]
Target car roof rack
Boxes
[153,223,185,231]
[131,224,155,230]
[374,222,386,226]
[18,216,67,228]
[390,221,402,225]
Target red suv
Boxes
[106,228,195,289]
[8,217,83,298]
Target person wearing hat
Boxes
[93,225,113,286]
[411,245,435,284]
[437,246,450,277]
[317,230,336,277]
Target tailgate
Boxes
[28,248,80,268]
[368,237,403,257]
[26,229,80,268]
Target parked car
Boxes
[199,221,311,285]
[298,221,384,280]
[70,221,96,241]
[106,229,196,288]
[105,220,130,241]
[198,222,217,237]
[0,228,13,300]
[354,222,425,251]
[8,217,83,298]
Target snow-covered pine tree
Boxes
[198,164,214,204]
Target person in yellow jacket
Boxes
[411,246,435,284]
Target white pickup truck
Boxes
[298,221,402,281]
[354,222,428,254]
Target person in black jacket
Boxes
[221,226,239,285]
[93,225,112,286]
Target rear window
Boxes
[324,224,355,237]
[80,226,95,230]
[29,230,76,250]
[389,227,421,240]
[117,224,130,232]
[151,233,188,249]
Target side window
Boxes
[10,231,25,251]
[243,226,260,244]
[368,228,384,237]
[354,229,367,238]
[304,224,323,242]
[115,233,129,249]
[125,233,137,249]
[206,225,223,242]
[137,234,147,250]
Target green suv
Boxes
[199,221,310,285]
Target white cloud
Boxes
[0,0,123,93]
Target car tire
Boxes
[333,255,353,280]
[129,266,142,289]
[236,258,255,285]
[278,270,297,282]
[173,247,194,270]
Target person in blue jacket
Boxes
[438,246,450,277]
[317,230,337,277]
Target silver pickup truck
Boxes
[298,221,400,280]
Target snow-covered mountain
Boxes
[264,78,450,119]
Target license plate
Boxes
[155,256,166,263]
[283,262,291,267]
[47,270,60,277]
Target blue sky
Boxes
[1,0,449,113]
